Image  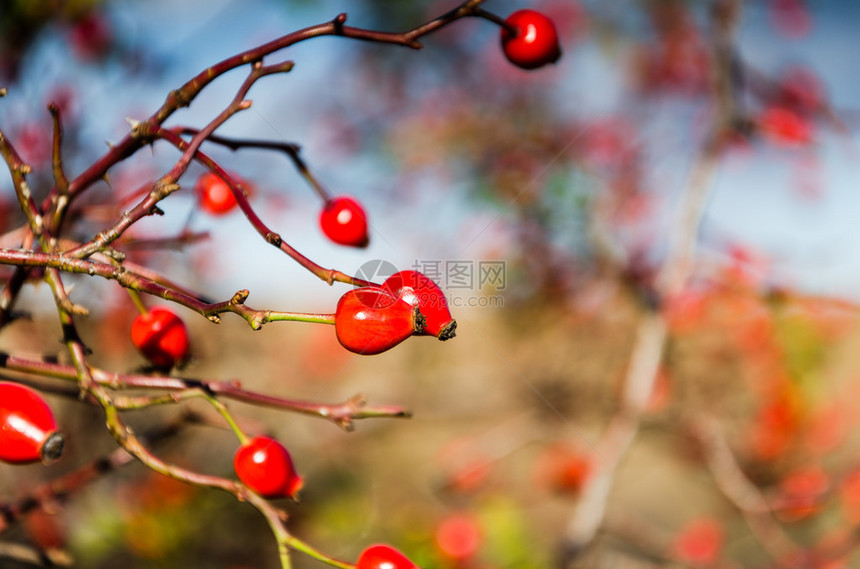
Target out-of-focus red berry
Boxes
[759,106,812,146]
[672,518,724,565]
[196,172,239,215]
[435,512,482,561]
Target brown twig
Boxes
[155,128,375,287]
[0,414,195,535]
[688,416,804,567]
[0,248,338,328]
[172,129,330,202]
[0,352,410,431]
[0,541,72,567]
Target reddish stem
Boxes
[156,128,374,287]
[0,353,410,431]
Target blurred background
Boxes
[3,0,860,568]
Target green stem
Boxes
[202,391,249,445]
[265,312,335,325]
[283,535,353,569]
[127,289,149,316]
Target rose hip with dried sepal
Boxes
[335,287,424,355]
[0,382,64,465]
[383,270,456,340]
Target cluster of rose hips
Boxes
[0,5,564,568]
[128,260,457,367]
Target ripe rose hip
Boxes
[319,196,369,248]
[435,512,482,561]
[335,287,424,355]
[356,544,419,569]
[383,270,456,340]
[759,106,812,146]
[500,9,562,70]
[195,172,238,215]
[234,436,303,499]
[70,12,112,60]
[0,382,64,465]
[130,306,190,368]
[672,518,724,565]
[534,443,591,495]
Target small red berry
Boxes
[356,544,419,569]
[500,9,562,70]
[335,287,424,355]
[70,12,112,61]
[0,382,64,465]
[672,518,724,565]
[776,466,829,521]
[234,436,303,499]
[758,106,812,146]
[769,0,812,38]
[382,270,456,340]
[196,172,239,215]
[130,306,190,368]
[435,512,482,561]
[320,196,369,248]
[534,443,592,495]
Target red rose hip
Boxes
[195,172,238,215]
[0,382,64,465]
[335,287,424,355]
[319,196,369,248]
[500,9,562,70]
[383,270,456,340]
[130,306,190,368]
[234,436,303,499]
[356,544,419,569]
